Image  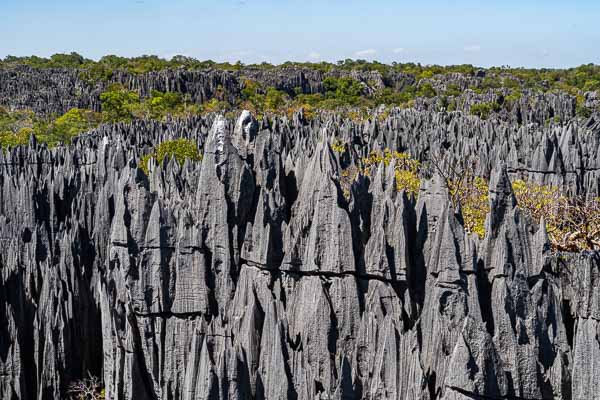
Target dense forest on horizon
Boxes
[2,53,599,149]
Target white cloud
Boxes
[464,45,481,53]
[308,51,321,61]
[392,48,405,54]
[354,49,377,57]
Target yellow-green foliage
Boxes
[505,89,523,108]
[363,149,421,196]
[416,82,436,98]
[100,85,203,123]
[470,101,501,120]
[139,139,202,174]
[511,179,600,251]
[450,176,489,238]
[444,84,462,97]
[0,107,101,147]
[240,79,291,115]
[512,179,561,218]
[340,165,360,200]
[0,107,36,147]
[343,149,600,249]
[200,98,230,114]
[342,150,599,249]
[331,140,345,153]
[42,108,102,145]
[99,84,140,122]
[456,177,600,251]
[441,175,600,249]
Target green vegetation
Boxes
[345,148,600,250]
[240,79,291,114]
[1,53,244,78]
[0,84,205,148]
[416,82,437,98]
[296,77,365,109]
[99,84,140,122]
[470,101,502,119]
[1,55,599,142]
[362,149,422,197]
[0,83,206,148]
[237,76,424,117]
[0,108,35,147]
[46,108,102,145]
[571,93,592,118]
[446,173,490,238]
[0,107,101,147]
[3,53,600,98]
[100,84,201,122]
[512,180,600,251]
[504,88,523,107]
[139,139,202,174]
[444,84,462,97]
[448,174,600,250]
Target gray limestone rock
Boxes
[0,108,598,399]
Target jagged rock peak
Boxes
[0,109,598,400]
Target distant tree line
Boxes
[1,53,599,147]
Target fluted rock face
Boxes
[0,109,599,400]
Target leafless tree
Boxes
[429,151,480,206]
[67,373,104,400]
[550,196,600,252]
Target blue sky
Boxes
[1,0,598,68]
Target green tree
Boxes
[49,52,88,68]
[264,88,288,111]
[46,108,102,144]
[146,90,183,119]
[416,82,436,98]
[323,77,364,100]
[100,84,140,122]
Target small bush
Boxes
[470,102,501,119]
[201,98,230,114]
[450,176,489,238]
[67,374,105,400]
[363,149,421,196]
[0,108,101,147]
[42,108,102,145]
[444,84,462,97]
[139,139,202,174]
[340,164,360,200]
[512,179,600,251]
[505,89,523,108]
[331,140,345,153]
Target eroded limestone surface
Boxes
[1,110,599,399]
